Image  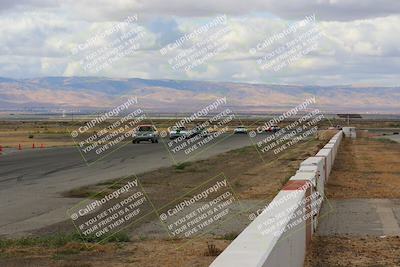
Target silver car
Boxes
[169,126,189,139]
[132,125,159,143]
[234,126,248,134]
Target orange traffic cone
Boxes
[32,143,35,149]
[18,144,22,150]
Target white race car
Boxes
[169,126,189,139]
[234,126,248,134]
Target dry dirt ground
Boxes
[305,136,400,267]
[0,238,231,267]
[304,235,400,267]
[326,137,400,199]
[0,121,74,148]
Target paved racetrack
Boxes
[0,134,263,236]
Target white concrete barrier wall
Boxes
[295,168,323,201]
[262,197,308,267]
[315,149,333,179]
[327,131,343,165]
[324,144,336,163]
[343,127,356,138]
[210,189,308,267]
[327,141,337,159]
[211,131,343,267]
[290,172,321,232]
[300,157,326,186]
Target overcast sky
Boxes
[1,0,400,86]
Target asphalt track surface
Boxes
[0,133,266,236]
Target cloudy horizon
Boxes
[1,0,400,86]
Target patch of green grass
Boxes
[96,180,116,186]
[173,162,192,170]
[64,175,139,199]
[0,231,130,249]
[375,138,398,144]
[63,186,94,198]
[108,183,125,190]
[0,233,82,249]
[51,254,67,260]
[138,235,148,241]
[77,231,130,244]
[232,146,253,155]
[233,180,242,188]
[102,231,130,243]
[389,123,400,127]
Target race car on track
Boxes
[132,125,159,143]
[234,126,248,134]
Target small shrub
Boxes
[204,242,222,256]
[234,180,242,188]
[174,162,191,170]
[105,231,130,243]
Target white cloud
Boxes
[320,16,400,58]
[0,1,400,86]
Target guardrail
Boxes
[211,131,344,267]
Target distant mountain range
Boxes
[0,76,399,113]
